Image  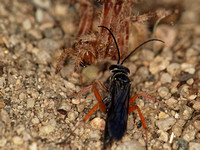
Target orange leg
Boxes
[74,79,107,117]
[76,79,107,96]
[128,94,148,149]
[93,86,106,113]
[58,80,106,145]
[76,84,106,113]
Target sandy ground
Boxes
[0,0,200,150]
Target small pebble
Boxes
[158,112,169,119]
[116,140,145,150]
[158,86,169,98]
[163,143,171,150]
[140,49,155,62]
[57,101,71,112]
[137,67,149,81]
[90,117,105,131]
[165,97,177,107]
[27,99,35,108]
[44,27,63,40]
[172,119,186,136]
[157,130,169,142]
[0,138,6,147]
[156,117,176,131]
[176,138,188,150]
[161,47,173,61]
[32,47,51,64]
[22,19,32,30]
[88,130,101,139]
[0,100,5,109]
[54,4,68,16]
[192,101,200,111]
[188,95,197,100]
[172,126,182,137]
[185,48,199,64]
[64,80,75,90]
[29,142,37,150]
[179,85,190,97]
[19,93,26,101]
[186,78,194,85]
[72,98,86,105]
[35,9,43,23]
[160,73,172,84]
[38,38,60,53]
[167,63,181,76]
[189,142,200,150]
[182,105,193,120]
[61,20,76,35]
[155,25,177,48]
[32,0,51,9]
[183,129,196,142]
[27,29,43,40]
[12,136,23,145]
[0,109,11,126]
[77,104,85,113]
[181,63,195,74]
[193,120,200,131]
[39,124,55,134]
[0,77,6,87]
[31,117,40,124]
[149,56,170,74]
[67,111,78,121]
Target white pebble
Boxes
[39,124,55,134]
[167,63,181,76]
[160,73,172,84]
[90,117,105,131]
[158,87,169,98]
[183,129,196,142]
[0,138,7,147]
[27,98,35,108]
[149,56,170,74]
[31,117,40,124]
[186,78,194,85]
[67,111,78,121]
[193,101,200,111]
[117,140,145,150]
[19,93,26,100]
[156,117,176,131]
[29,142,37,150]
[165,97,177,107]
[157,130,169,142]
[12,136,23,145]
[22,19,32,30]
[64,80,75,90]
[181,63,195,74]
[189,142,200,150]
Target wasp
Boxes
[58,26,164,149]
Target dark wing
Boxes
[107,81,130,139]
[104,76,130,149]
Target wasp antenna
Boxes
[98,26,121,64]
[121,39,164,65]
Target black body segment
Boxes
[103,71,130,149]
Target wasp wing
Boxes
[104,75,130,148]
